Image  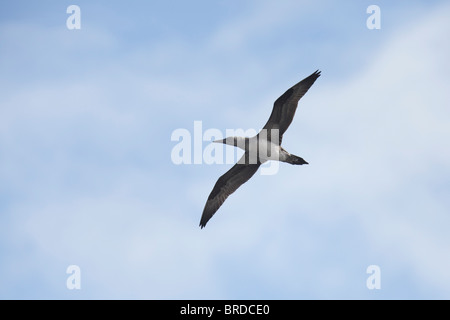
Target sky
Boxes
[0,0,449,299]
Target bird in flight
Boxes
[200,70,321,228]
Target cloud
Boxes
[276,1,450,297]
[1,1,450,299]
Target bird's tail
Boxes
[285,154,308,165]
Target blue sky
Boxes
[1,0,450,299]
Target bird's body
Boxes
[215,135,286,163]
[255,138,283,162]
[200,70,321,228]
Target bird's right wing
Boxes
[200,154,261,228]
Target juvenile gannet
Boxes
[200,70,321,228]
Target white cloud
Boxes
[1,1,450,299]
[274,2,450,296]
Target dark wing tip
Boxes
[199,207,210,229]
[199,218,207,229]
[199,199,216,229]
[311,69,321,79]
[300,69,321,90]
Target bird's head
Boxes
[213,136,247,150]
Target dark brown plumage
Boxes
[200,70,321,228]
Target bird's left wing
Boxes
[263,70,321,138]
